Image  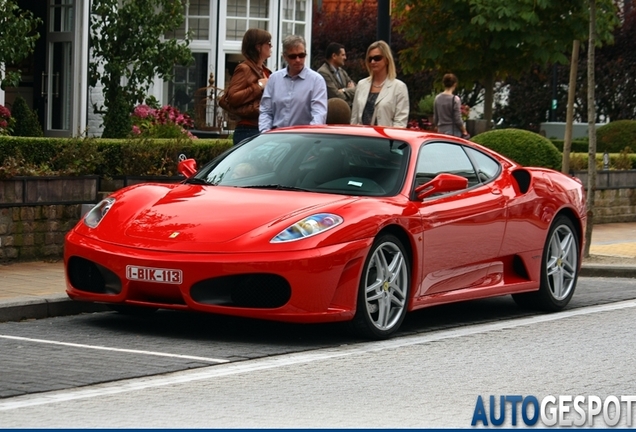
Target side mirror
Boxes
[178,158,197,178]
[415,173,468,200]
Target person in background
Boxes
[350,40,409,128]
[224,28,272,145]
[259,35,328,132]
[317,42,356,107]
[433,73,470,139]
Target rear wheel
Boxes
[513,215,579,311]
[351,234,410,339]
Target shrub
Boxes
[471,128,562,170]
[10,95,43,137]
[596,120,636,153]
[417,94,435,116]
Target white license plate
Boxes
[126,265,183,284]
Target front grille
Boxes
[190,273,291,308]
[67,256,122,294]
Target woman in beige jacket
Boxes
[350,40,409,128]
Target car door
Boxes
[414,141,507,297]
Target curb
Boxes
[580,264,636,279]
[0,294,109,323]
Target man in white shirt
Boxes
[259,35,328,132]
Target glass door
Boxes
[44,0,74,136]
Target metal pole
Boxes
[377,0,391,43]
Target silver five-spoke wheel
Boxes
[513,215,580,311]
[545,223,578,301]
[352,234,410,339]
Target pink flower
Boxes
[133,104,155,119]
[132,125,141,135]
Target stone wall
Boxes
[0,204,82,261]
[591,188,636,224]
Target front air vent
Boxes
[67,256,122,294]
[190,274,291,308]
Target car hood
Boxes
[121,184,354,244]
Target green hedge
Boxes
[549,139,589,153]
[0,136,232,179]
[471,128,562,170]
[596,120,636,153]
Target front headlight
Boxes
[271,213,343,243]
[84,198,115,228]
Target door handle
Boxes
[53,73,59,98]
[41,72,48,97]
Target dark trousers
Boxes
[233,124,260,145]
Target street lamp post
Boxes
[377,0,391,43]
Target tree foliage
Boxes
[494,5,636,129]
[89,0,193,138]
[0,0,41,88]
[393,0,619,123]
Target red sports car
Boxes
[65,126,586,339]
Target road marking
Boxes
[1,299,635,411]
[0,334,228,364]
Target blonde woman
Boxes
[350,40,409,127]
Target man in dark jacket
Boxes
[317,42,356,107]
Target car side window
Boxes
[415,142,479,187]
[464,146,501,182]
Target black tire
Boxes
[350,234,410,339]
[513,215,580,311]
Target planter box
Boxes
[0,176,99,207]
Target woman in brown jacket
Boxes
[225,29,272,145]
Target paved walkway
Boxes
[0,223,635,321]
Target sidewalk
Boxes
[1,223,635,322]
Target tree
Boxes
[393,0,618,125]
[89,0,193,138]
[0,0,41,88]
[585,0,598,259]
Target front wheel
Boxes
[513,215,580,311]
[350,234,410,339]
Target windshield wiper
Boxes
[183,177,210,185]
[241,184,311,192]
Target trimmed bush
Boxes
[11,95,43,137]
[471,128,562,170]
[550,139,588,153]
[596,120,636,153]
[0,136,232,178]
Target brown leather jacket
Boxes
[225,58,271,122]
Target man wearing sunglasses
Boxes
[259,35,328,132]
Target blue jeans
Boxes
[233,125,260,145]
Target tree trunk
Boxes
[562,40,580,175]
[584,0,597,258]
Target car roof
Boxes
[265,124,451,142]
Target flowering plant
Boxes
[0,104,16,136]
[407,117,434,131]
[131,104,196,139]
[460,104,470,122]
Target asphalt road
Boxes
[0,275,635,407]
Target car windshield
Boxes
[193,132,410,197]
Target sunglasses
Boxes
[367,55,384,63]
[286,52,307,60]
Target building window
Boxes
[281,0,306,38]
[167,53,209,116]
[167,0,211,40]
[226,0,269,41]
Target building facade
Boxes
[1,0,314,137]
